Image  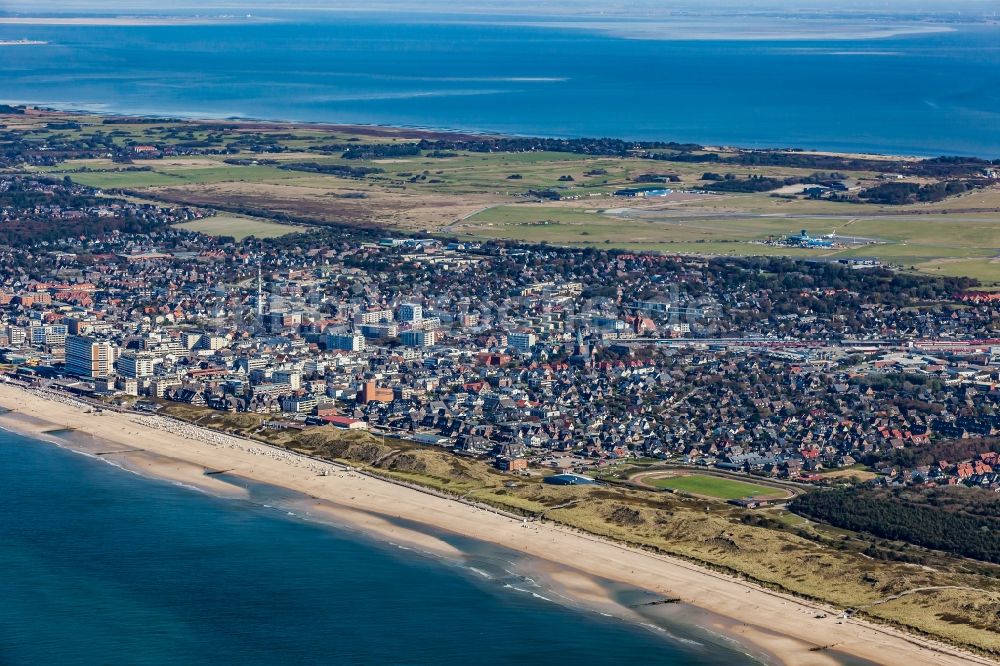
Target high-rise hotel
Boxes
[65,335,118,379]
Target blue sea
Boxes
[0,427,762,666]
[1,13,1000,156]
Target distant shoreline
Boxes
[0,16,274,27]
[0,11,968,42]
[8,105,936,162]
[0,10,962,42]
[426,17,957,42]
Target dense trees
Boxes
[855,180,986,205]
[872,438,1000,471]
[278,162,383,178]
[0,177,188,244]
[525,188,561,200]
[698,175,787,192]
[697,172,846,193]
[791,486,1000,563]
[914,155,1000,178]
[716,256,975,304]
[652,148,1000,177]
[634,173,680,183]
[102,116,172,124]
[341,143,422,160]
[415,137,702,156]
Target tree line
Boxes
[652,149,1000,178]
[853,180,987,205]
[277,162,384,178]
[791,486,1000,563]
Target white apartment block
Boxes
[117,351,156,378]
[356,309,393,325]
[326,332,366,352]
[508,332,537,352]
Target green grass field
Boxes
[13,111,1000,283]
[912,257,1000,283]
[646,474,786,500]
[173,215,305,239]
[457,204,1000,282]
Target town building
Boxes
[65,335,117,378]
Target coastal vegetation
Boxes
[341,143,422,160]
[3,107,1000,282]
[415,137,703,157]
[854,180,986,205]
[151,401,1000,657]
[791,486,1000,564]
[657,149,1000,179]
[276,162,385,178]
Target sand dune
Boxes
[0,381,990,666]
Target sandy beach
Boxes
[0,381,992,666]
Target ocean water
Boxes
[0,428,759,666]
[1,14,999,156]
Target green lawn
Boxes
[61,170,189,189]
[912,257,1000,284]
[61,164,308,190]
[173,215,305,240]
[460,204,1000,276]
[647,474,785,500]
